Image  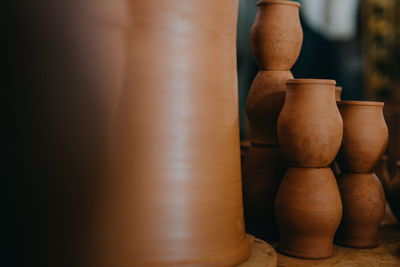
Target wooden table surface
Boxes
[275,205,400,266]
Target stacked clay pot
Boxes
[335,101,388,248]
[331,86,343,177]
[375,155,391,197]
[388,161,400,223]
[243,0,302,241]
[276,79,343,259]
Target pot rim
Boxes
[286,79,336,85]
[257,0,300,7]
[337,100,384,107]
[336,86,342,91]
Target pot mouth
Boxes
[337,100,384,107]
[286,79,336,85]
[257,0,300,7]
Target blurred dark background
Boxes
[237,0,400,172]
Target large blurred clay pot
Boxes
[277,79,343,167]
[336,101,388,173]
[275,167,342,259]
[102,1,251,266]
[335,173,385,248]
[246,70,293,145]
[388,161,400,223]
[250,0,302,70]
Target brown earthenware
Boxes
[388,161,400,223]
[250,0,302,70]
[277,79,343,167]
[100,1,251,266]
[335,86,342,101]
[375,155,391,197]
[275,167,342,259]
[336,101,388,173]
[335,172,385,248]
[242,146,287,241]
[246,70,293,145]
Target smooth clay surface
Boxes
[278,79,343,167]
[275,167,342,259]
[336,101,388,173]
[250,0,302,70]
[335,172,385,248]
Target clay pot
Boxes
[335,86,342,101]
[375,155,391,197]
[277,79,343,167]
[250,0,302,70]
[335,172,385,248]
[275,167,342,259]
[99,1,250,266]
[388,161,400,223]
[246,70,293,145]
[242,146,287,241]
[336,101,388,173]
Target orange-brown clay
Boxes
[335,86,342,101]
[278,79,343,167]
[275,167,342,259]
[336,101,388,173]
[335,173,385,248]
[246,70,293,145]
[250,0,302,70]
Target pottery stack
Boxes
[275,79,343,259]
[335,101,388,248]
[243,0,302,241]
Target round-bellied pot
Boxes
[247,70,293,145]
[277,79,343,167]
[275,167,342,259]
[336,101,388,173]
[335,172,385,248]
[99,1,251,266]
[250,0,302,70]
[388,161,400,223]
[242,146,287,241]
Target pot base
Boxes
[334,239,379,249]
[277,245,334,260]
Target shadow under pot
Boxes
[336,101,388,173]
[277,79,343,167]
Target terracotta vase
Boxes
[275,167,342,259]
[335,173,385,248]
[242,146,287,241]
[335,86,342,101]
[246,70,293,145]
[99,1,250,266]
[336,101,388,173]
[250,0,302,70]
[375,155,391,197]
[277,79,343,167]
[388,161,400,223]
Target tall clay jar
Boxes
[250,0,302,70]
[97,1,251,266]
[276,79,343,259]
[278,79,343,167]
[335,101,388,248]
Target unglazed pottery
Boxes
[336,101,388,173]
[246,70,293,145]
[335,173,385,248]
[335,86,342,101]
[388,161,400,223]
[250,0,302,70]
[242,146,287,241]
[277,79,343,167]
[275,167,342,259]
[101,1,250,266]
[375,155,391,196]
